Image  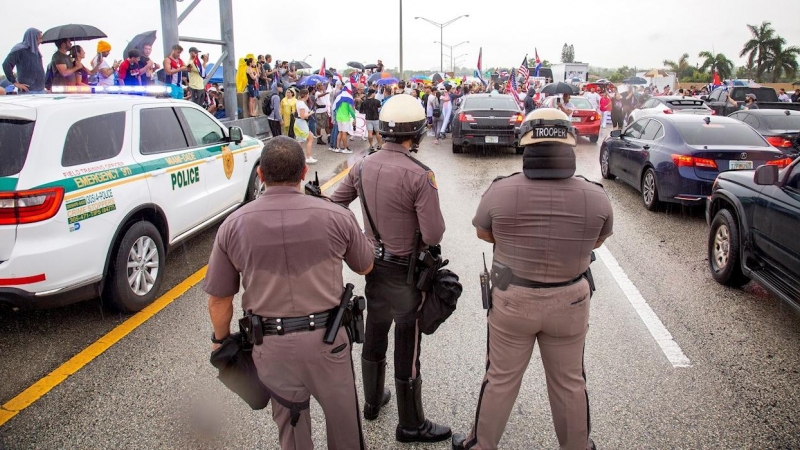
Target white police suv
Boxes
[0,94,264,312]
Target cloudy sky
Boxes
[2,0,799,73]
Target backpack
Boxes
[262,92,275,116]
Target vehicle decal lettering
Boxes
[222,146,234,180]
[66,189,117,224]
[171,166,200,190]
[62,161,125,178]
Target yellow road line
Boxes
[0,161,343,428]
[0,267,207,427]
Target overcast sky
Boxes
[2,0,799,73]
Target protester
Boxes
[187,47,207,107]
[585,87,601,113]
[376,59,384,72]
[261,54,276,87]
[360,88,382,151]
[328,81,342,151]
[265,89,282,137]
[334,85,356,154]
[380,86,393,105]
[611,88,625,130]
[50,38,82,87]
[90,41,118,87]
[163,45,188,99]
[293,88,317,164]
[778,88,791,102]
[438,85,453,139]
[246,56,259,116]
[524,86,536,115]
[139,44,160,85]
[792,89,800,103]
[314,82,331,145]
[3,28,46,94]
[69,45,97,86]
[117,49,143,86]
[429,90,443,144]
[600,91,612,129]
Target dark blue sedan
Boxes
[599,115,792,210]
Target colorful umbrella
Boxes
[376,77,399,86]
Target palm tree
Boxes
[663,53,692,80]
[698,51,734,80]
[765,41,800,82]
[740,21,782,82]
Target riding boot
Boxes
[395,377,452,443]
[362,358,391,421]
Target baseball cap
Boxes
[189,47,201,54]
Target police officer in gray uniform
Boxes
[205,137,375,450]
[452,108,613,450]
[330,94,451,443]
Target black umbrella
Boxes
[432,73,444,84]
[290,60,312,70]
[42,24,107,43]
[123,30,157,59]
[364,63,378,70]
[347,61,364,70]
[540,82,577,95]
[622,76,647,85]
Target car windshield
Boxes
[729,88,779,102]
[765,114,800,131]
[675,121,769,147]
[667,100,708,110]
[0,119,35,177]
[464,97,519,111]
[569,98,593,109]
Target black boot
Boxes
[395,377,452,443]
[362,358,391,421]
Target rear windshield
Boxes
[464,97,519,111]
[765,114,800,131]
[569,98,593,109]
[675,121,769,147]
[667,100,707,110]
[730,88,779,102]
[0,119,35,177]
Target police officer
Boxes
[452,108,613,450]
[330,94,451,443]
[205,136,374,450]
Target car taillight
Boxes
[0,188,65,226]
[663,109,674,114]
[765,136,793,148]
[767,158,793,168]
[508,114,523,125]
[671,154,718,169]
[459,113,475,122]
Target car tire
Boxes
[515,146,525,155]
[106,221,166,313]
[708,209,750,287]
[245,164,263,202]
[589,135,599,143]
[600,147,616,180]
[641,168,660,211]
[452,143,463,154]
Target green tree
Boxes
[663,53,693,81]
[740,21,782,82]
[764,40,800,82]
[560,44,574,63]
[698,51,734,80]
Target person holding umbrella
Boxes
[51,38,83,87]
[3,28,46,94]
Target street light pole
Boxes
[399,0,403,77]
[415,15,469,73]
[434,41,469,73]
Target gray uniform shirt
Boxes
[330,143,446,256]
[204,186,374,317]
[473,174,613,283]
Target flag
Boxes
[475,47,487,86]
[334,83,355,116]
[350,72,359,85]
[534,48,542,77]
[319,58,326,76]
[500,70,509,78]
[712,70,721,86]
[519,55,529,89]
[508,68,523,107]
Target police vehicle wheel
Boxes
[515,146,525,155]
[589,135,599,143]
[106,221,165,313]
[245,165,264,202]
[600,148,616,180]
[452,143,463,154]
[708,209,750,287]
[641,168,660,211]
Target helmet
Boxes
[518,108,577,147]
[378,94,427,144]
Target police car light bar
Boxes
[50,85,172,95]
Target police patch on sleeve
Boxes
[427,171,438,190]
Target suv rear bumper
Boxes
[0,280,101,309]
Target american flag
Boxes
[519,55,529,90]
[508,68,523,107]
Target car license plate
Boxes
[571,117,581,122]
[729,160,753,170]
[485,136,499,144]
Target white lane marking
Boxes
[596,246,692,368]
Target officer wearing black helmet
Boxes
[330,94,451,444]
[452,108,613,450]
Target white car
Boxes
[0,94,263,311]
[629,95,713,123]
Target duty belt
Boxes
[376,247,410,266]
[261,311,330,336]
[510,273,585,289]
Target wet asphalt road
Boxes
[1,130,799,449]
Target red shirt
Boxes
[600,96,611,112]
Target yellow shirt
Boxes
[188,63,204,90]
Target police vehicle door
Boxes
[132,105,209,239]
[618,118,649,186]
[174,106,245,217]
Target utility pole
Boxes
[399,0,403,78]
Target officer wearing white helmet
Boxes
[330,94,451,443]
[452,108,613,450]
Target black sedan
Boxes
[727,109,800,158]
[451,94,524,154]
[599,114,791,211]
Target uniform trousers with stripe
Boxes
[252,328,366,450]
[464,279,593,450]
[363,259,423,380]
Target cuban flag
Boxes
[334,83,355,117]
[534,48,542,77]
[475,47,487,86]
[319,58,326,76]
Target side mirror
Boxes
[754,165,779,186]
[228,126,243,144]
[610,130,622,138]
